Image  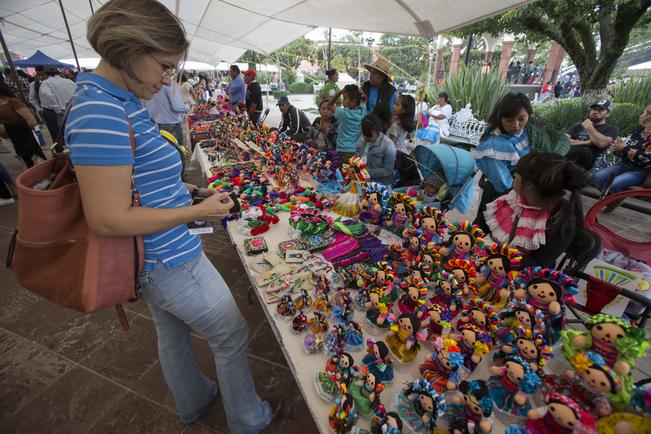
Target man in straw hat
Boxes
[361,57,397,129]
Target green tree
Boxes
[378,34,430,83]
[455,0,651,101]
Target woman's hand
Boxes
[196,187,216,198]
[199,192,233,219]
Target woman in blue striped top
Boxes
[67,1,276,431]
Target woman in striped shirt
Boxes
[66,1,276,431]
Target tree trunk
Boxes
[580,87,608,106]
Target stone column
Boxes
[498,37,515,80]
[482,34,502,70]
[525,43,537,64]
[433,36,447,82]
[541,42,565,84]
[449,38,464,73]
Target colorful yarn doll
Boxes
[396,275,428,317]
[440,221,485,261]
[457,323,493,372]
[443,258,478,296]
[308,311,330,334]
[332,290,355,325]
[474,243,522,309]
[365,286,393,329]
[385,312,426,363]
[506,391,596,434]
[514,267,578,344]
[458,297,500,336]
[396,378,447,433]
[401,227,425,264]
[414,242,442,287]
[332,156,370,217]
[494,301,552,372]
[488,354,542,417]
[325,325,349,356]
[303,331,325,354]
[560,313,649,376]
[290,310,308,335]
[383,193,416,236]
[313,291,333,314]
[542,373,613,418]
[430,271,464,316]
[359,182,390,226]
[349,366,386,418]
[424,303,452,338]
[447,380,494,434]
[316,153,344,195]
[567,351,631,412]
[362,339,394,384]
[315,352,356,402]
[368,406,403,434]
[276,294,297,318]
[413,205,448,244]
[329,388,358,434]
[344,321,365,351]
[419,336,467,392]
[294,288,313,311]
[364,261,396,300]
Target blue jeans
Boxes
[592,161,649,194]
[137,252,272,432]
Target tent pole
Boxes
[464,34,473,66]
[58,0,81,70]
[0,28,28,104]
[327,28,332,70]
[88,0,94,14]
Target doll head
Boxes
[446,221,485,253]
[418,243,442,272]
[513,330,553,370]
[338,352,354,370]
[370,339,390,362]
[364,182,390,208]
[427,304,452,328]
[461,298,499,333]
[402,228,423,250]
[545,392,596,431]
[458,323,493,355]
[372,261,395,288]
[397,313,421,338]
[406,379,446,424]
[401,276,428,306]
[437,271,461,298]
[415,206,448,235]
[443,259,477,287]
[570,352,622,394]
[584,314,631,346]
[479,243,522,279]
[503,354,541,394]
[516,267,578,312]
[388,193,416,219]
[459,380,493,418]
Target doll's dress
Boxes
[560,331,627,369]
[332,181,362,217]
[521,412,575,434]
[344,325,365,351]
[542,374,612,416]
[316,168,342,195]
[359,207,383,225]
[386,326,420,363]
[397,295,421,315]
[429,294,461,319]
[315,363,353,402]
[488,369,532,416]
[362,353,394,384]
[527,297,563,344]
[419,357,460,393]
[477,272,509,310]
[349,381,378,418]
[446,402,491,434]
[596,413,651,434]
[365,308,390,329]
[395,389,435,434]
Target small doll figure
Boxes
[413,206,448,244]
[495,300,544,345]
[457,323,493,372]
[447,380,494,434]
[401,228,425,262]
[385,313,426,363]
[303,331,325,354]
[294,288,313,311]
[332,157,370,218]
[359,182,390,226]
[313,291,333,314]
[430,271,464,316]
[414,243,442,286]
[384,193,416,235]
[363,261,396,299]
[362,339,394,384]
[458,297,500,336]
[443,258,478,296]
[561,313,649,376]
[440,221,485,261]
[349,366,385,418]
[396,378,447,433]
[290,310,308,335]
[308,311,330,334]
[488,354,542,417]
[369,406,403,434]
[514,267,578,344]
[396,275,428,317]
[325,325,349,356]
[567,351,630,412]
[329,389,358,434]
[419,337,466,392]
[365,287,393,329]
[474,243,522,309]
[315,351,356,402]
[276,294,296,318]
[506,392,596,434]
[332,290,355,324]
[344,321,365,352]
[424,303,452,338]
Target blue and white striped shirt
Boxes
[66,72,201,271]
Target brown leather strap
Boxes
[115,304,129,331]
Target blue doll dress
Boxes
[362,353,394,384]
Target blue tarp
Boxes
[13,50,74,68]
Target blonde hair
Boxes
[87,0,189,80]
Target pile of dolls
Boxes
[306,200,650,433]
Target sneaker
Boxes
[0,197,15,207]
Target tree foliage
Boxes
[378,34,430,83]
[455,0,651,93]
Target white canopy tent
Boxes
[1,0,534,66]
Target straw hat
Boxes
[363,58,392,83]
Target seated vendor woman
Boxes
[482,152,589,268]
[356,113,396,186]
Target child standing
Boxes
[330,84,367,164]
[387,94,416,154]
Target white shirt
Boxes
[39,75,76,113]
[180,81,196,105]
[430,103,452,137]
